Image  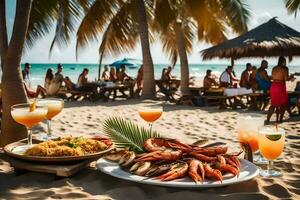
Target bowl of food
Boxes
[4,136,113,163]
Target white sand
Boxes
[1,99,300,199]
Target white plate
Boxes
[96,158,259,188]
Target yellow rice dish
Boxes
[25,136,108,157]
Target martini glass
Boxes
[138,106,163,132]
[37,98,64,140]
[11,103,48,145]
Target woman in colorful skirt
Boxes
[266,56,289,124]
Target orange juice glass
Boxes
[138,106,163,131]
[37,98,64,140]
[237,114,266,164]
[11,103,48,145]
[259,126,285,177]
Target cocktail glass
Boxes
[237,114,267,164]
[11,103,48,145]
[37,98,64,140]
[259,126,285,177]
[138,106,163,132]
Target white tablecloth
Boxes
[224,88,253,96]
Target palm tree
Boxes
[285,0,300,17]
[0,0,88,146]
[154,0,250,95]
[153,0,195,95]
[77,0,156,98]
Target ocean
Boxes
[14,63,300,87]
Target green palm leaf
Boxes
[103,117,161,153]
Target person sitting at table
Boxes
[219,66,238,87]
[135,65,143,97]
[102,65,110,81]
[34,68,56,97]
[109,67,118,82]
[203,69,218,90]
[77,68,97,92]
[160,68,171,88]
[53,64,64,86]
[240,63,252,89]
[161,68,169,82]
[22,63,32,87]
[256,60,271,92]
[117,65,132,82]
[64,76,79,91]
[250,66,258,91]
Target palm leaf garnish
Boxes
[103,117,161,153]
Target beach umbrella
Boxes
[109,58,142,69]
[201,18,300,64]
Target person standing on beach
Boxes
[266,56,289,124]
[240,63,252,89]
[22,63,31,88]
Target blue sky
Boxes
[5,0,300,64]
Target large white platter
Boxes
[96,158,259,188]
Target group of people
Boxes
[23,63,99,98]
[23,63,144,98]
[203,56,300,123]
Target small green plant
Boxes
[103,117,161,153]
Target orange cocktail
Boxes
[11,103,48,145]
[38,99,64,120]
[236,114,266,164]
[238,130,259,152]
[258,126,285,177]
[139,106,163,131]
[139,109,162,123]
[37,98,64,140]
[11,108,48,128]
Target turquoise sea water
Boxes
[15,63,300,87]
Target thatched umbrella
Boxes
[201,18,300,64]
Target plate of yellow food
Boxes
[4,136,113,163]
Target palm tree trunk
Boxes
[0,0,8,69]
[174,22,190,95]
[0,0,32,147]
[135,0,155,98]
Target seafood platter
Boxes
[97,138,259,188]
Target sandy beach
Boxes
[0,100,299,199]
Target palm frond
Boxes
[285,0,300,17]
[93,0,139,58]
[186,0,227,44]
[25,0,58,49]
[103,117,161,153]
[49,0,89,57]
[219,0,251,34]
[76,0,121,53]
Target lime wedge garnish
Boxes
[266,134,281,141]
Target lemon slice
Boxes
[29,100,36,112]
[266,134,281,141]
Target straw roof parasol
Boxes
[201,18,300,60]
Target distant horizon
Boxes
[20,61,300,66]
